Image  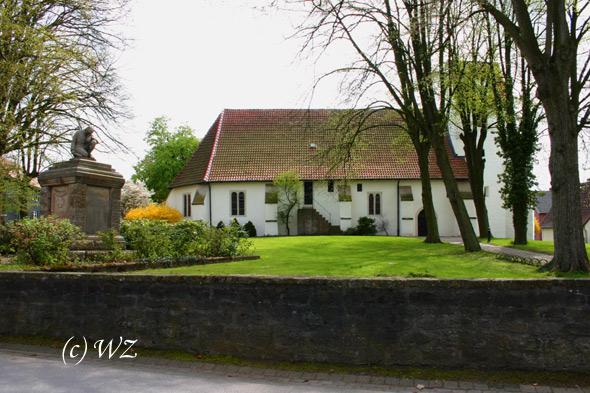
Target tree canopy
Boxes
[0,0,129,176]
[132,117,199,203]
[0,159,38,222]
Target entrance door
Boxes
[304,181,313,205]
[417,210,427,236]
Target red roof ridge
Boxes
[204,110,225,182]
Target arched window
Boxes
[231,192,238,215]
[231,191,245,216]
[375,193,381,215]
[183,193,192,217]
[368,192,382,215]
[238,192,245,215]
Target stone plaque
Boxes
[50,186,69,219]
[86,186,110,234]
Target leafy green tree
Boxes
[0,159,38,223]
[132,117,199,202]
[274,171,301,236]
[486,14,540,245]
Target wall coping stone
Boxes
[1,271,589,289]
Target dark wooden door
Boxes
[304,181,313,205]
[417,210,427,236]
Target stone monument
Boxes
[38,127,125,249]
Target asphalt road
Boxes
[0,349,398,393]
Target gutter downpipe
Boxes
[208,183,212,226]
[397,180,400,236]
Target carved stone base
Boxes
[38,159,125,236]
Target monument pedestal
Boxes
[38,159,125,247]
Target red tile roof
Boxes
[541,208,590,228]
[170,109,469,187]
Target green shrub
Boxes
[201,226,252,257]
[344,227,357,235]
[97,229,126,261]
[169,220,208,257]
[120,219,173,259]
[0,224,13,255]
[243,221,257,238]
[356,216,377,235]
[120,219,252,259]
[345,217,377,236]
[8,217,82,265]
[230,218,240,230]
[230,218,247,238]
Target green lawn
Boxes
[0,256,25,271]
[138,236,559,279]
[490,238,590,256]
[0,262,40,271]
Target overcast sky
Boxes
[95,0,589,190]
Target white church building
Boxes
[167,109,530,238]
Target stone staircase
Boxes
[297,207,341,235]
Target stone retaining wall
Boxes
[0,273,589,371]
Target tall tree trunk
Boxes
[545,96,589,271]
[512,198,528,244]
[285,206,292,236]
[472,180,489,238]
[460,121,490,238]
[416,145,441,243]
[431,132,481,251]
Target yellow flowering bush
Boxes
[124,203,182,223]
[534,215,541,236]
